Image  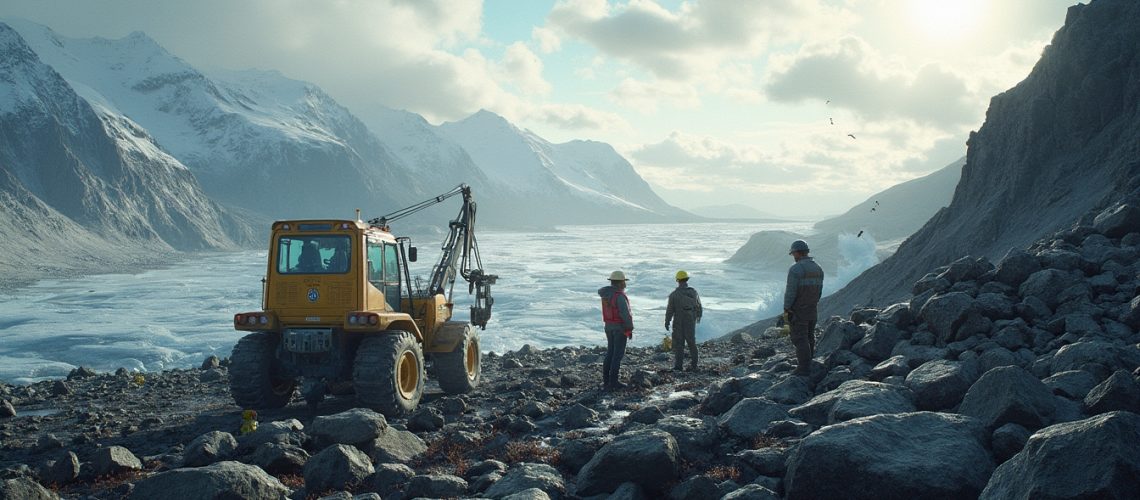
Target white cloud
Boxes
[764,36,982,130]
[610,78,700,113]
[499,42,552,96]
[523,103,631,132]
[531,26,561,53]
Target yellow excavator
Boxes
[229,184,497,416]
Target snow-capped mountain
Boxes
[0,22,244,249]
[8,19,423,220]
[435,110,690,225]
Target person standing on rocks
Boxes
[783,240,824,376]
[665,270,702,372]
[599,270,634,390]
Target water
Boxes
[0,222,820,384]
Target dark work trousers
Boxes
[789,319,817,374]
[603,327,628,386]
[671,318,698,369]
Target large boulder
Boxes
[1042,370,1099,400]
[1019,269,1081,309]
[814,321,864,359]
[1050,341,1140,377]
[309,408,387,446]
[718,398,790,439]
[303,444,374,493]
[1093,202,1140,238]
[182,431,238,467]
[575,429,680,496]
[762,376,813,405]
[958,366,1056,430]
[483,462,565,499]
[918,292,974,344]
[655,415,721,462]
[784,412,993,499]
[248,443,308,475]
[128,461,290,500]
[405,474,469,499]
[1084,369,1140,415]
[851,322,903,363]
[789,380,915,427]
[369,426,427,463]
[904,359,978,410]
[0,477,57,500]
[91,445,142,477]
[994,248,1041,287]
[980,411,1140,499]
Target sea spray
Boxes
[835,232,879,289]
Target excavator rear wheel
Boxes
[436,324,481,394]
[353,331,423,416]
[229,333,297,409]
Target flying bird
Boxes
[826,99,831,104]
[830,117,834,125]
[847,133,856,139]
[870,207,876,212]
[857,230,864,238]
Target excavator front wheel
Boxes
[353,331,424,416]
[436,324,481,394]
[229,333,297,409]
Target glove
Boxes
[624,330,632,339]
[664,321,671,331]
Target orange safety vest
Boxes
[601,291,627,325]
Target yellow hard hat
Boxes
[608,270,629,281]
[675,270,689,281]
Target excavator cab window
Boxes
[277,235,351,275]
[366,240,401,311]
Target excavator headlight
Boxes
[367,315,378,325]
[349,315,358,325]
[259,316,268,325]
[247,316,257,326]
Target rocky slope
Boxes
[818,0,1140,318]
[2,201,1138,499]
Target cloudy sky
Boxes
[2,0,1075,217]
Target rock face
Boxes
[575,429,680,496]
[785,412,994,500]
[128,461,290,500]
[816,0,1140,317]
[958,366,1056,430]
[980,411,1140,499]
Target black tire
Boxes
[354,331,424,416]
[229,333,296,409]
[435,324,481,394]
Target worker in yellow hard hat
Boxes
[665,269,702,372]
[598,270,633,390]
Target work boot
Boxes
[611,381,628,390]
[791,334,813,376]
[687,364,697,372]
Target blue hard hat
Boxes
[789,240,810,254]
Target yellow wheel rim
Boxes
[397,350,419,399]
[465,337,479,380]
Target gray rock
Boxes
[372,463,414,495]
[980,412,1140,499]
[1122,295,1140,330]
[309,408,387,446]
[723,484,780,500]
[561,403,600,429]
[732,447,788,478]
[1093,203,1140,238]
[991,423,1031,463]
[608,481,647,500]
[1064,313,1103,337]
[1051,340,1140,377]
[1084,369,1140,415]
[0,477,58,500]
[128,461,290,500]
[303,444,374,493]
[1019,269,1081,308]
[368,426,427,464]
[1,399,14,418]
[669,475,720,500]
[876,303,914,329]
[182,431,237,467]
[198,368,225,383]
[814,320,864,359]
[869,355,910,380]
[790,380,915,427]
[248,443,308,475]
[959,366,1056,430]
[575,429,680,496]
[38,451,80,485]
[51,380,70,396]
[555,438,602,475]
[762,376,813,405]
[407,406,444,432]
[977,346,1020,373]
[405,474,468,499]
[975,293,1016,320]
[785,412,993,500]
[904,359,978,410]
[764,419,813,439]
[201,354,220,370]
[91,445,142,476]
[719,398,790,439]
[627,405,665,425]
[483,462,565,499]
[501,488,552,500]
[656,415,721,462]
[520,401,552,419]
[236,418,305,454]
[1042,370,1099,399]
[851,322,903,363]
[919,292,974,344]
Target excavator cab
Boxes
[229,185,497,416]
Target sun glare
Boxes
[907,0,986,41]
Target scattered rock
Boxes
[1083,369,1140,414]
[309,408,387,446]
[128,461,290,500]
[575,429,680,496]
[483,462,565,499]
[0,476,57,500]
[91,445,142,477]
[182,431,237,467]
[404,473,468,499]
[303,444,374,493]
[958,366,1056,430]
